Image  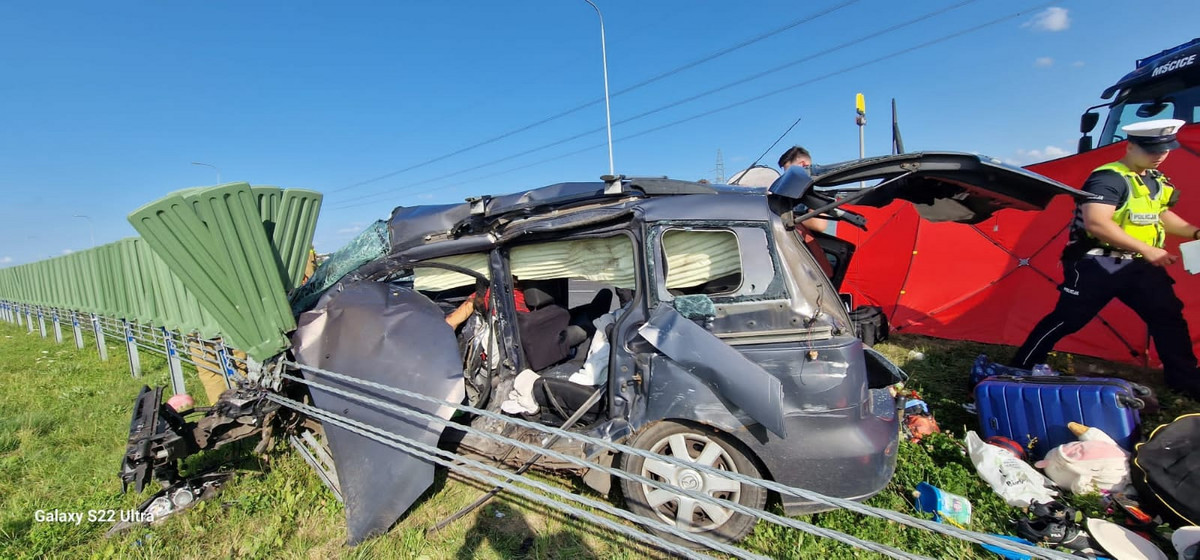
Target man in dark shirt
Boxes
[1011,119,1200,400]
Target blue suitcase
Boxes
[975,375,1146,460]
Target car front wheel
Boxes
[619,421,767,547]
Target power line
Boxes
[736,115,804,185]
[326,0,861,195]
[328,1,1060,212]
[326,0,992,210]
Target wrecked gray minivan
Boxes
[119,152,1088,546]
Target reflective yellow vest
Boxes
[1090,161,1175,249]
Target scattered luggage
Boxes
[974,375,1146,460]
[1034,440,1130,494]
[968,354,1057,393]
[900,394,940,443]
[1130,413,1200,528]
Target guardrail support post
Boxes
[26,306,34,333]
[38,307,47,338]
[52,310,64,344]
[163,328,186,396]
[124,320,141,377]
[92,313,108,361]
[70,311,85,349]
[16,304,24,327]
[216,342,237,389]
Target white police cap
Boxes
[1122,118,1186,152]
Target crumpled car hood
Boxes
[292,280,464,544]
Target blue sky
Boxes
[2,1,1198,264]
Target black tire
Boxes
[619,421,767,548]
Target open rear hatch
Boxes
[768,152,1095,226]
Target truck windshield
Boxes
[1099,77,1200,147]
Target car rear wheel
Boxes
[619,421,767,547]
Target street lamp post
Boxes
[191,161,222,185]
[72,214,95,248]
[582,0,615,176]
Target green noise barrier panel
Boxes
[128,183,315,361]
[0,183,319,358]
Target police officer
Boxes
[1011,119,1200,400]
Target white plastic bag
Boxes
[965,431,1058,507]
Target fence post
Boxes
[162,328,186,396]
[26,306,34,333]
[124,320,141,377]
[71,311,85,349]
[92,313,108,361]
[216,341,237,390]
[52,309,64,344]
[16,304,24,327]
[1,301,8,323]
[38,307,47,338]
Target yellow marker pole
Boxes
[856,93,866,187]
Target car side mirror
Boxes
[1078,135,1094,154]
[1080,111,1099,134]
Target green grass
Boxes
[1,320,1196,559]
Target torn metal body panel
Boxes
[291,281,464,544]
[638,304,786,438]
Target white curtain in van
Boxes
[413,236,638,292]
[412,253,490,292]
[662,229,741,289]
[510,237,636,288]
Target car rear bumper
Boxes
[734,387,901,514]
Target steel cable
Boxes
[266,393,741,560]
[286,359,1075,559]
[281,370,928,559]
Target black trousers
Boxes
[1011,256,1199,391]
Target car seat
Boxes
[517,287,581,371]
[569,288,613,337]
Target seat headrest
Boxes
[523,287,555,310]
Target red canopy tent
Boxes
[839,124,1200,366]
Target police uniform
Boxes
[1011,119,1200,399]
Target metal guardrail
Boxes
[0,299,1078,559]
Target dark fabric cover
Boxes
[517,303,571,371]
[1132,413,1200,528]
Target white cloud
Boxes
[61,249,74,255]
[0,256,11,264]
[1034,57,1054,68]
[416,193,435,200]
[1011,146,1071,165]
[1072,61,1085,68]
[1023,7,1070,31]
